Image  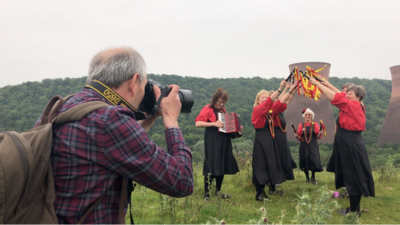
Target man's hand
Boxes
[157,85,182,129]
[214,120,224,128]
[139,86,163,131]
[294,133,301,141]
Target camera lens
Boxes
[178,89,194,113]
[138,80,194,114]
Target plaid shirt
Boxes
[36,87,193,224]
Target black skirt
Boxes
[252,127,287,185]
[203,126,239,176]
[299,131,323,172]
[274,127,295,180]
[326,126,375,196]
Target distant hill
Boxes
[0,74,398,169]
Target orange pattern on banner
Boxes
[293,66,327,102]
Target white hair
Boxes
[302,108,315,120]
[86,46,147,88]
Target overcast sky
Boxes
[1,0,399,88]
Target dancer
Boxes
[294,108,323,184]
[272,82,298,188]
[195,87,240,200]
[251,80,295,201]
[309,78,374,216]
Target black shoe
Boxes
[268,190,284,196]
[311,178,318,185]
[262,190,269,199]
[255,194,264,202]
[339,207,351,215]
[339,207,360,216]
[220,193,231,199]
[204,193,210,201]
[306,179,310,184]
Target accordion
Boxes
[218,112,242,139]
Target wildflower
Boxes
[221,220,226,224]
[264,217,268,223]
[241,159,244,162]
[260,207,266,211]
[333,191,339,198]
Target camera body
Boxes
[138,80,194,116]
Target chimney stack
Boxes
[285,62,335,144]
[377,65,400,146]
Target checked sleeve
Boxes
[102,107,194,197]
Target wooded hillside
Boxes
[0,74,398,168]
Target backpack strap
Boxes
[51,101,111,125]
[39,94,77,125]
[39,95,64,125]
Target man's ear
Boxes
[128,73,140,96]
[132,73,141,84]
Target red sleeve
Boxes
[195,105,216,123]
[331,92,349,112]
[253,97,274,116]
[251,97,274,129]
[280,103,287,113]
[271,101,285,116]
[272,101,286,127]
[298,123,303,136]
[333,93,366,131]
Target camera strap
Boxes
[85,80,146,120]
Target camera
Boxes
[138,80,194,116]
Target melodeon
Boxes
[218,112,242,139]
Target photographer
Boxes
[36,47,194,223]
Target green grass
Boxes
[128,161,400,224]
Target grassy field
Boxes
[128,158,400,224]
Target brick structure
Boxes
[377,65,400,146]
[285,62,335,144]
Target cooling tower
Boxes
[377,65,400,146]
[285,62,335,144]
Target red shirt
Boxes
[195,104,225,123]
[331,92,366,131]
[273,103,287,127]
[298,122,321,139]
[251,98,283,129]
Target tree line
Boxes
[0,74,398,169]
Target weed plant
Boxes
[379,156,399,183]
[292,185,340,224]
